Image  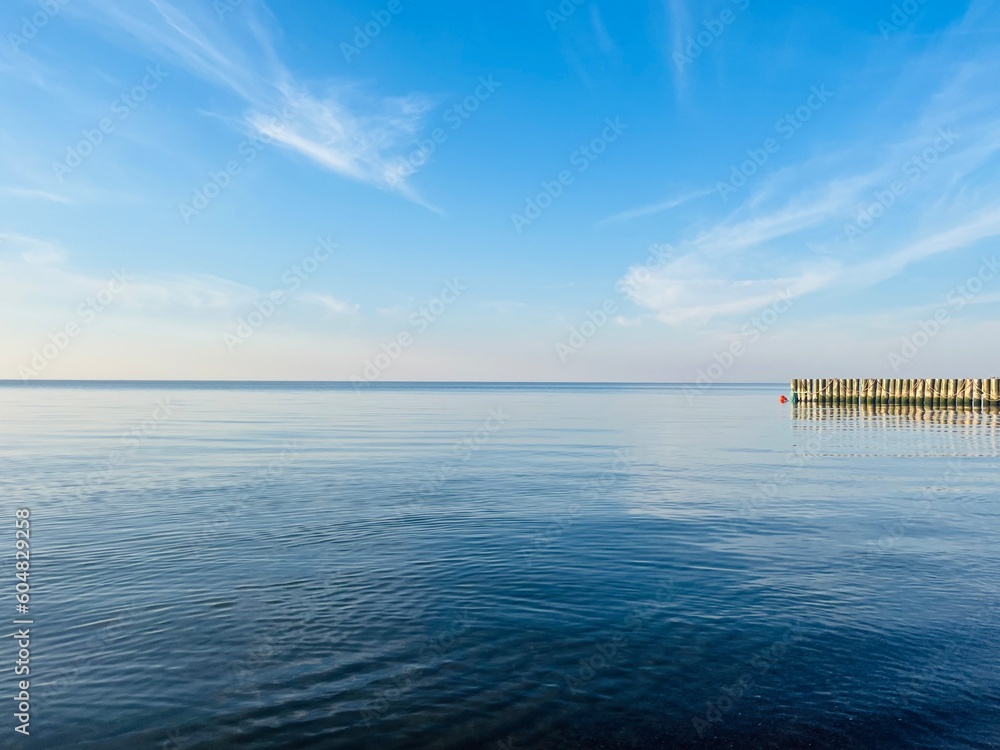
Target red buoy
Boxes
[779,395,788,404]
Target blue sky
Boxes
[2,0,999,381]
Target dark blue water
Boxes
[1,382,998,749]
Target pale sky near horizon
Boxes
[2,0,999,381]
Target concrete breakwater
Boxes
[790,378,1000,409]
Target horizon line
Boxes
[0,379,786,385]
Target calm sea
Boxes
[1,382,998,749]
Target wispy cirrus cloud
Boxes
[620,19,1000,327]
[589,5,617,56]
[1,187,75,204]
[622,259,836,325]
[0,238,359,320]
[0,233,69,265]
[853,205,1000,285]
[597,187,713,226]
[298,292,360,317]
[68,0,437,207]
[0,247,252,315]
[551,2,622,91]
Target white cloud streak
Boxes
[597,187,713,226]
[1,187,75,204]
[70,0,436,206]
[621,16,1000,328]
